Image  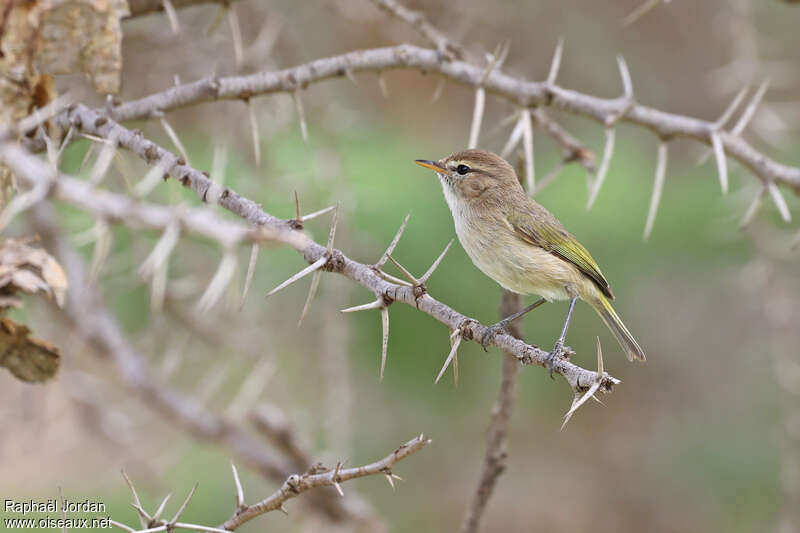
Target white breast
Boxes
[440,178,573,301]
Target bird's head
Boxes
[415,149,523,206]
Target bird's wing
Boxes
[505,208,614,299]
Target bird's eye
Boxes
[456,164,471,175]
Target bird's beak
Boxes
[415,159,444,172]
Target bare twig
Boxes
[63,47,800,191]
[459,291,522,533]
[220,434,431,530]
[36,105,620,390]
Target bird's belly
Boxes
[456,225,575,301]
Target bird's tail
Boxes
[590,296,645,362]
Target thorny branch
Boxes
[27,204,380,527]
[220,435,430,531]
[22,103,619,393]
[108,436,428,533]
[0,142,298,250]
[47,47,799,192]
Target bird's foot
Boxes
[545,339,565,379]
[480,320,509,351]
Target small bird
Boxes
[415,149,645,368]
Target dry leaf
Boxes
[0,238,68,309]
[0,318,60,382]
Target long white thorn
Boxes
[231,462,245,508]
[717,84,749,128]
[561,337,604,430]
[697,85,751,166]
[0,180,50,231]
[587,128,616,210]
[378,271,413,287]
[228,6,244,68]
[733,79,770,136]
[711,132,728,194]
[419,239,454,284]
[739,185,766,229]
[197,361,230,404]
[240,244,259,309]
[522,109,535,194]
[131,504,153,527]
[227,360,276,421]
[152,493,172,522]
[196,251,237,313]
[643,142,668,241]
[121,470,148,529]
[468,87,485,149]
[435,332,462,384]
[247,102,261,166]
[341,299,383,313]
[326,205,339,252]
[134,159,170,198]
[298,269,321,326]
[500,113,524,160]
[430,78,446,103]
[547,37,565,85]
[151,260,168,313]
[266,256,327,297]
[452,333,459,386]
[533,160,565,196]
[380,306,389,381]
[161,117,190,166]
[378,74,390,99]
[88,220,112,285]
[169,483,199,525]
[767,181,791,223]
[89,134,118,185]
[293,92,309,144]
[387,254,419,285]
[617,55,634,100]
[139,223,181,279]
[301,205,336,222]
[376,213,411,270]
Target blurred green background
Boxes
[3,1,800,532]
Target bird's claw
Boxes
[545,340,565,379]
[480,320,509,351]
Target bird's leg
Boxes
[480,297,547,350]
[546,296,578,378]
